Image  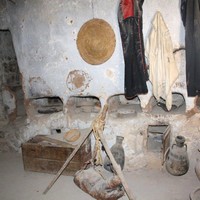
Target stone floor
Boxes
[0,152,200,200]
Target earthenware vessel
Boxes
[166,135,189,176]
[104,136,125,172]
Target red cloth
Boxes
[121,0,134,19]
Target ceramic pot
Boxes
[165,135,189,176]
[104,136,125,172]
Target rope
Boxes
[92,104,108,165]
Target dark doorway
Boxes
[0,30,26,121]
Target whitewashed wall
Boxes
[1,0,194,108]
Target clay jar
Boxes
[166,135,189,176]
[104,136,125,172]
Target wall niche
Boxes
[149,92,186,115]
[108,94,142,118]
[66,96,101,122]
[29,96,63,115]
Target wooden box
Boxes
[22,135,91,175]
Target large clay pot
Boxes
[165,135,189,176]
[104,136,125,172]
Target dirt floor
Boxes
[0,152,200,200]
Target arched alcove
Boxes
[108,94,142,118]
[66,96,101,122]
[150,92,186,114]
[30,96,63,114]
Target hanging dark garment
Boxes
[118,0,148,99]
[181,0,200,96]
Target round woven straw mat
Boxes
[77,18,116,65]
[63,129,81,143]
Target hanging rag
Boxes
[181,0,200,96]
[118,0,148,99]
[146,12,179,111]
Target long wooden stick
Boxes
[43,104,134,200]
[43,127,93,194]
[99,134,135,200]
[43,106,108,195]
[93,104,135,200]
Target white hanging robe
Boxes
[146,11,179,110]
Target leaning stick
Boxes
[43,105,108,195]
[43,127,93,194]
[93,104,135,200]
[43,104,134,200]
[98,132,135,200]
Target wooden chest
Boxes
[22,135,91,175]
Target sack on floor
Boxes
[73,166,124,200]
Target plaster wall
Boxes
[3,0,194,109]
[1,0,193,107]
[0,0,200,170]
[5,0,124,105]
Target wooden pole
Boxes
[99,134,135,200]
[93,104,135,200]
[43,127,93,195]
[42,105,108,195]
[43,104,135,200]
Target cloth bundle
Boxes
[74,166,124,200]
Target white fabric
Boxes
[146,11,179,110]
